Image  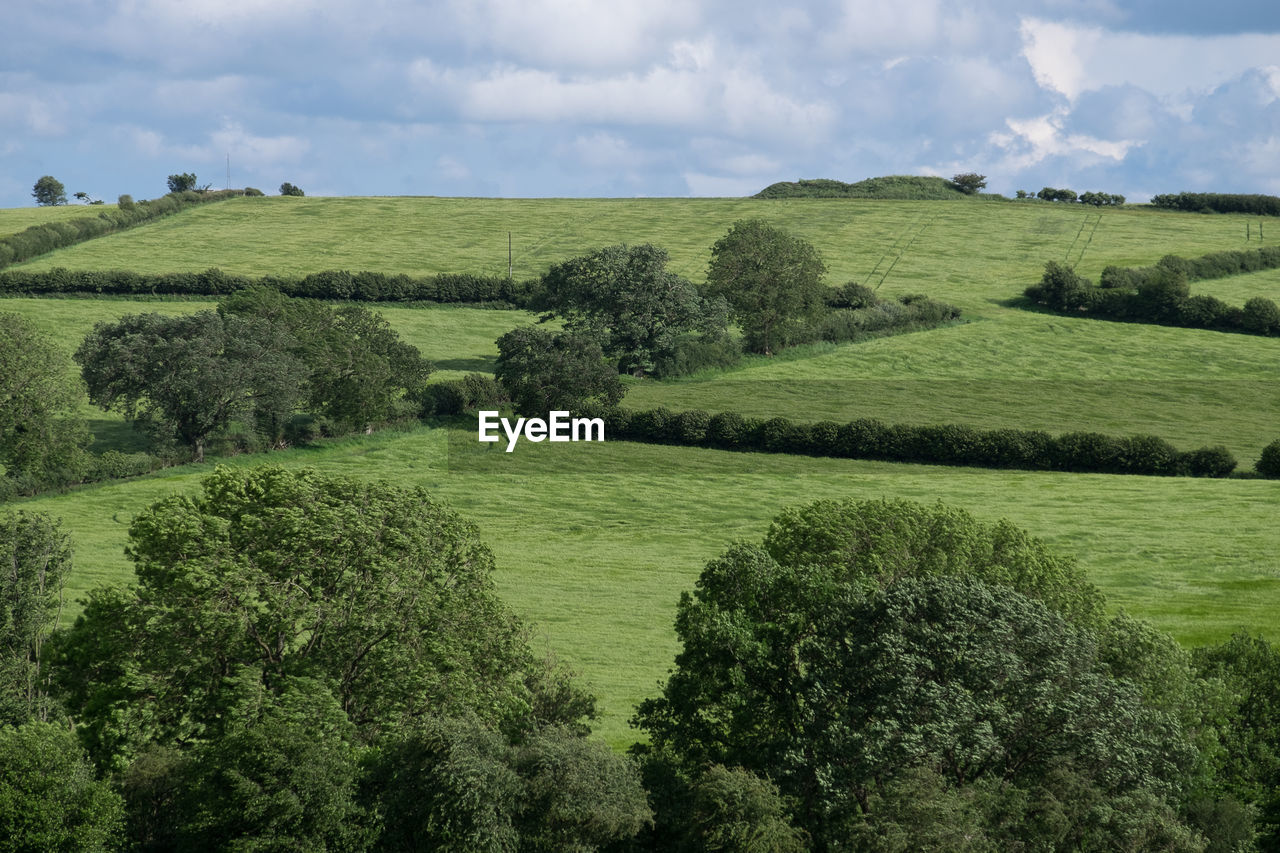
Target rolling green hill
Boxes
[4,194,1279,747]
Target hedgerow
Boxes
[574,403,1238,477]
[0,189,252,270]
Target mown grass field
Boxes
[16,423,1280,747]
[4,194,1279,747]
[0,203,119,237]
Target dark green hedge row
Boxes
[0,267,537,305]
[1027,261,1280,336]
[575,403,1237,477]
[0,190,250,270]
[1101,246,1280,289]
[1151,193,1280,217]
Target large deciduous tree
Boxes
[494,326,625,415]
[704,220,827,354]
[0,312,91,491]
[539,243,727,376]
[0,511,71,726]
[31,175,66,206]
[635,499,1208,850]
[74,310,302,461]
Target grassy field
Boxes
[15,423,1280,747]
[5,194,1280,747]
[0,203,119,237]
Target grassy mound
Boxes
[754,175,975,200]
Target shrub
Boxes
[672,410,711,445]
[117,194,135,210]
[1179,446,1237,478]
[243,187,265,197]
[280,182,305,197]
[1256,439,1280,479]
[1242,297,1280,335]
[707,412,749,449]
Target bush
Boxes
[672,410,711,445]
[117,194,135,211]
[419,374,507,417]
[650,337,743,379]
[1242,297,1280,335]
[707,412,749,449]
[280,182,305,197]
[1256,439,1280,479]
[1179,445,1237,478]
[243,187,265,197]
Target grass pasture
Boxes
[4,193,1280,748]
[0,203,119,237]
[16,423,1280,746]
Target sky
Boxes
[2,1,1279,207]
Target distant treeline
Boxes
[1026,250,1280,337]
[0,189,251,270]
[0,267,534,305]
[754,175,979,200]
[564,403,1240,477]
[1151,192,1280,216]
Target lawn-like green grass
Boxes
[5,195,1280,747]
[16,424,1280,747]
[0,203,119,238]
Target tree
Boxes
[1242,296,1280,335]
[0,313,91,491]
[494,326,625,415]
[74,310,304,461]
[0,511,71,726]
[950,172,987,194]
[0,722,126,850]
[538,243,727,376]
[634,500,1201,849]
[704,220,827,354]
[279,182,305,196]
[30,175,66,206]
[166,173,197,193]
[1257,439,1280,478]
[52,465,559,768]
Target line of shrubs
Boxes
[0,189,252,270]
[426,392,1236,477]
[1151,192,1280,217]
[0,267,537,305]
[1016,188,1125,206]
[1027,260,1280,336]
[1099,246,1280,289]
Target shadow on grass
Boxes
[87,419,151,453]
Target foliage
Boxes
[51,465,550,769]
[1256,439,1280,479]
[494,326,625,416]
[0,722,125,851]
[280,182,305,197]
[538,243,727,376]
[368,716,652,852]
[74,310,301,460]
[0,313,91,493]
[705,219,828,354]
[0,266,536,305]
[1194,633,1280,848]
[635,505,1203,849]
[950,172,987,194]
[166,173,197,193]
[1037,186,1078,203]
[1151,192,1280,216]
[0,512,70,726]
[1027,251,1280,338]
[0,188,246,271]
[754,175,975,200]
[31,176,66,207]
[602,403,1235,477]
[420,373,509,417]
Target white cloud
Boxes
[681,172,764,197]
[444,0,700,69]
[1020,17,1280,102]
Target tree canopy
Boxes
[494,326,625,415]
[635,499,1211,850]
[704,220,827,354]
[31,175,66,206]
[0,312,91,492]
[538,243,727,376]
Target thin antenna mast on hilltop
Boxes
[226,153,231,190]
